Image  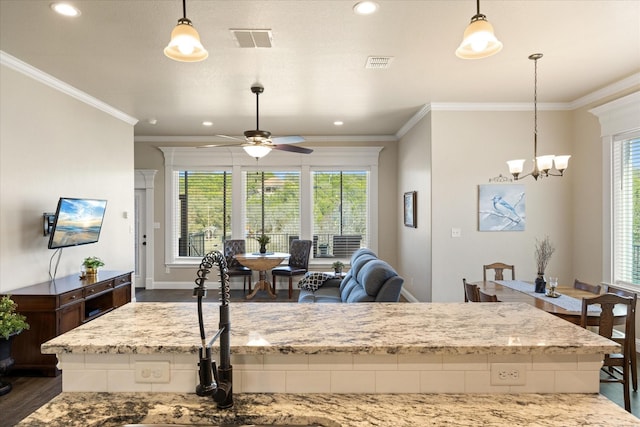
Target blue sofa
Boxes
[298,248,404,303]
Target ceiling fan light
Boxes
[456,17,502,59]
[164,18,208,62]
[243,145,272,159]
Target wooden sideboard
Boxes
[3,270,132,376]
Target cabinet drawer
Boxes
[60,289,83,307]
[114,274,131,287]
[84,280,113,298]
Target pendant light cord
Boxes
[533,56,538,159]
[182,0,187,19]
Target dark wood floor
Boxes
[0,288,637,426]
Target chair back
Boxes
[478,289,500,302]
[288,239,312,269]
[574,279,601,295]
[223,239,245,268]
[580,293,635,339]
[483,262,515,281]
[462,278,480,302]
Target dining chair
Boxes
[478,289,500,302]
[581,293,636,412]
[574,279,602,295]
[272,239,312,299]
[604,284,638,392]
[462,278,480,302]
[223,239,253,293]
[483,262,515,281]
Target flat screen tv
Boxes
[48,197,108,249]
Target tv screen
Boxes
[48,198,108,249]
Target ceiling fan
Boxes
[202,84,312,159]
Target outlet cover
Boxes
[135,361,171,383]
[490,363,526,386]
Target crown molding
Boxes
[0,50,138,126]
[135,134,397,143]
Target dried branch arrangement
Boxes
[535,236,555,274]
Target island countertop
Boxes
[16,392,640,426]
[41,301,617,356]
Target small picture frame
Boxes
[404,191,417,228]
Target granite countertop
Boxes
[17,392,640,426]
[42,302,618,356]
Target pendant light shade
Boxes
[164,0,208,62]
[455,0,502,59]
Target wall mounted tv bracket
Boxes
[43,212,55,236]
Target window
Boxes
[160,146,381,266]
[174,170,231,258]
[612,136,640,284]
[313,171,368,259]
[245,171,301,253]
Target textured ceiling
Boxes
[1,0,639,140]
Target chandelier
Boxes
[506,53,570,180]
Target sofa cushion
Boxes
[359,260,398,297]
[297,272,335,291]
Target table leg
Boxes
[245,270,277,300]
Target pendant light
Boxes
[164,0,208,62]
[506,54,570,181]
[455,0,503,59]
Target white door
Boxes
[134,189,146,288]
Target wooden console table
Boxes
[2,270,132,376]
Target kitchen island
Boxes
[17,301,638,426]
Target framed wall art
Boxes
[404,191,417,228]
[478,184,525,231]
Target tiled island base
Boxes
[17,392,640,426]
[57,351,602,394]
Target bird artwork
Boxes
[478,185,526,231]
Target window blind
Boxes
[244,171,301,253]
[175,170,232,257]
[312,171,368,259]
[612,135,640,284]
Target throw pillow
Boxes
[298,272,334,291]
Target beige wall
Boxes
[400,109,574,302]
[0,65,135,292]
[133,140,399,287]
[397,112,431,301]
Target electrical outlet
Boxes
[490,363,526,386]
[135,361,170,383]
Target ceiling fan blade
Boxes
[214,134,244,141]
[272,144,313,154]
[271,135,305,144]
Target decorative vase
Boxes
[0,334,16,396]
[259,245,267,254]
[334,267,343,276]
[86,267,98,278]
[534,274,546,293]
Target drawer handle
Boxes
[71,295,77,299]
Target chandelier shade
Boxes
[164,0,208,62]
[506,53,570,181]
[455,0,502,59]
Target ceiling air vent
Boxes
[230,29,273,48]
[365,56,394,69]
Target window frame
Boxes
[159,146,382,267]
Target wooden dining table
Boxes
[470,280,626,326]
[235,252,289,300]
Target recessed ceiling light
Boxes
[353,1,379,15]
[50,3,81,17]
[202,121,213,126]
[334,121,344,126]
[147,118,158,125]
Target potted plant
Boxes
[534,236,555,293]
[332,261,344,275]
[256,234,270,254]
[82,256,105,277]
[0,295,29,395]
